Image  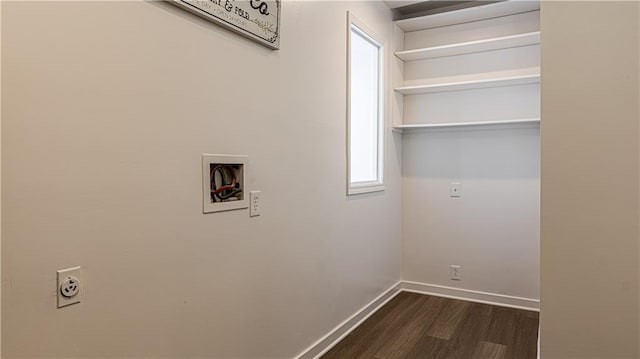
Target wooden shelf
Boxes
[395,72,540,95]
[395,32,540,61]
[395,1,540,32]
[392,118,540,132]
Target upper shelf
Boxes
[392,118,540,132]
[395,71,540,95]
[395,1,540,32]
[395,32,540,61]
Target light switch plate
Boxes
[450,182,461,197]
[57,266,81,308]
[250,191,261,217]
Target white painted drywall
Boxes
[1,1,401,357]
[540,2,640,358]
[400,11,540,301]
[402,125,540,299]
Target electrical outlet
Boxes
[450,265,461,281]
[250,191,261,217]
[450,182,462,197]
[57,266,81,308]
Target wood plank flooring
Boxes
[322,292,539,359]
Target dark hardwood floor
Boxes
[322,292,539,359]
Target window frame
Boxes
[346,12,385,196]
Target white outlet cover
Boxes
[450,265,461,280]
[57,266,81,308]
[249,190,261,217]
[450,182,462,197]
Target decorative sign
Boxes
[174,0,280,50]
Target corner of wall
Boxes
[1,0,4,355]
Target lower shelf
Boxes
[392,118,540,132]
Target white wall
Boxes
[400,11,540,301]
[1,1,401,357]
[402,125,540,299]
[540,2,640,358]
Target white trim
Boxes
[402,281,539,311]
[346,12,386,196]
[537,325,541,359]
[296,281,402,359]
[0,1,3,353]
[348,182,385,195]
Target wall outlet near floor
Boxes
[450,265,461,280]
[57,266,81,308]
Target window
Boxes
[347,13,384,195]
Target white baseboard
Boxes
[296,281,402,359]
[402,281,539,311]
[537,326,541,359]
[296,280,538,359]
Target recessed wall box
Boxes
[202,154,248,213]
